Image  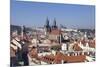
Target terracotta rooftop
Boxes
[73,43,83,51]
[50,29,61,35]
[63,55,86,63]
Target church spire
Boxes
[45,17,51,32]
[52,18,58,29]
[46,17,49,26]
[54,18,56,26]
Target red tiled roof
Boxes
[50,29,61,35]
[73,43,83,51]
[63,55,86,63]
[88,40,95,48]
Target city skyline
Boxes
[11,0,95,29]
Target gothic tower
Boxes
[45,17,51,32]
[52,18,58,29]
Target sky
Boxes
[10,0,95,29]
